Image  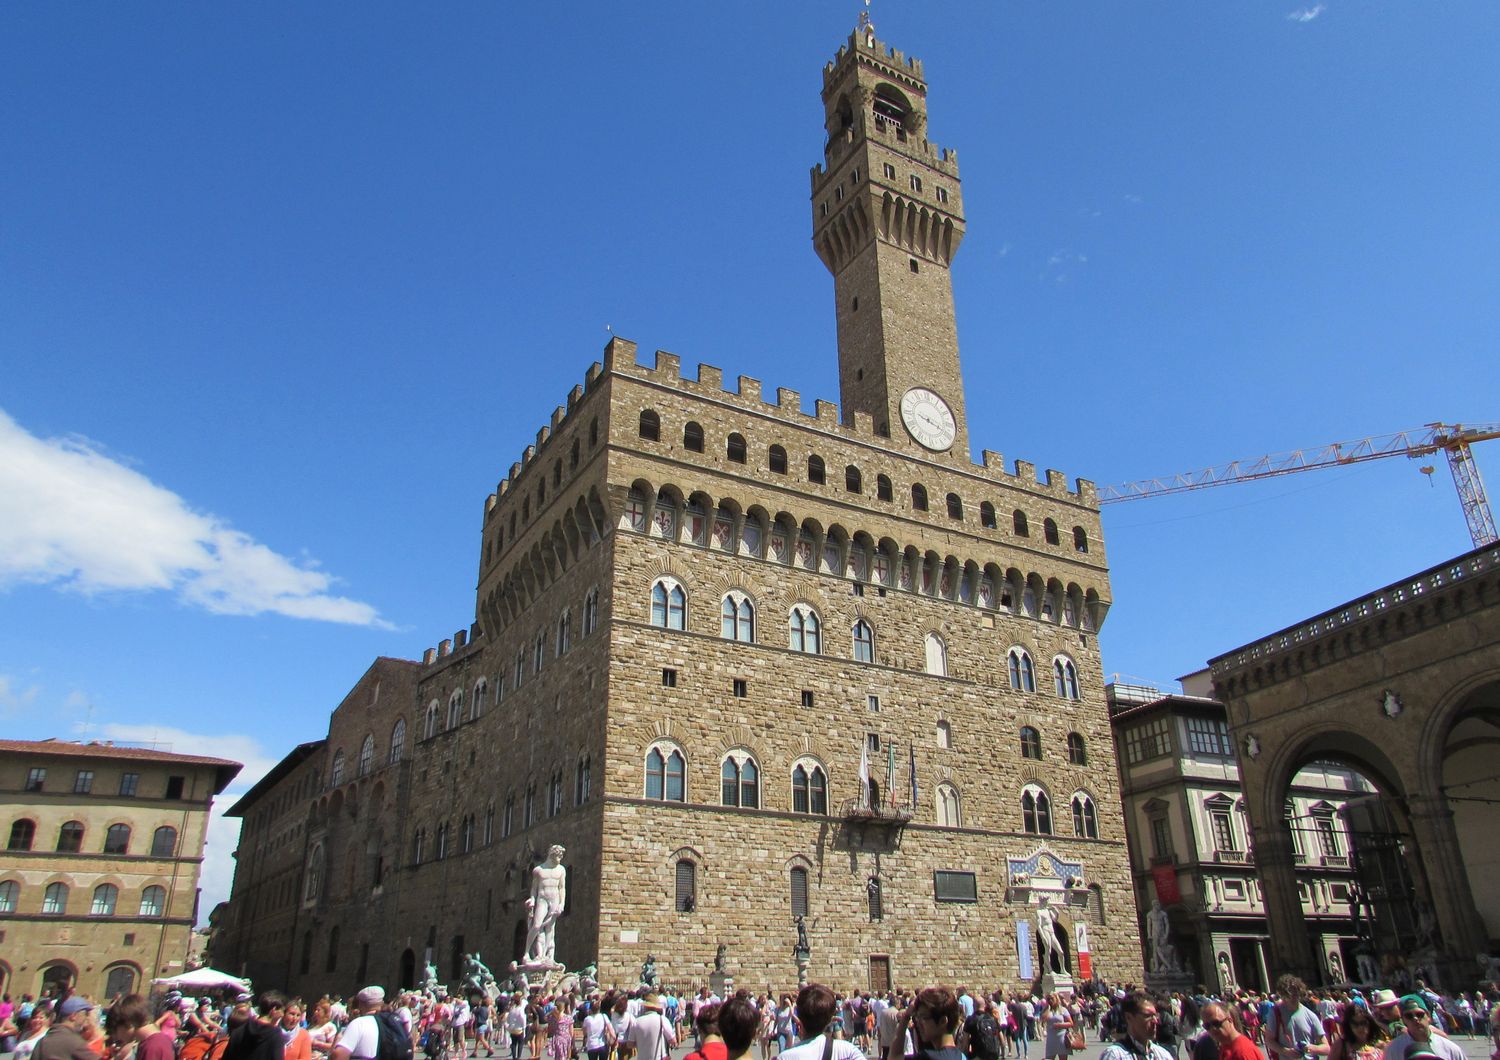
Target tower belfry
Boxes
[812,23,970,461]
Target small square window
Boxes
[852,583,864,596]
[801,690,815,709]
[123,932,136,946]
[851,296,859,311]
[909,258,919,273]
[867,695,880,713]
[733,679,747,698]
[910,174,923,193]
[883,163,896,179]
[867,733,881,753]
[936,187,949,204]
[662,668,677,688]
[165,776,185,800]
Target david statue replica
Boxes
[510,845,568,989]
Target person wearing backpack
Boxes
[332,988,412,1060]
[963,1002,1002,1060]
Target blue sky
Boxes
[3,3,1498,918]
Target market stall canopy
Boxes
[151,968,251,991]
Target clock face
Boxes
[900,387,957,451]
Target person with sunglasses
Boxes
[1197,1004,1263,1060]
[1100,992,1173,1060]
[1380,997,1462,1060]
[1327,1004,1384,1060]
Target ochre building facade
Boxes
[219,25,1143,997]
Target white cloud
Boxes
[1040,248,1089,284]
[0,673,42,715]
[0,409,391,628]
[95,722,283,925]
[1287,4,1325,22]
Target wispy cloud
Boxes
[0,409,391,628]
[0,673,42,715]
[1040,248,1089,284]
[93,722,283,923]
[1287,4,1325,22]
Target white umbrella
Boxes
[151,968,251,992]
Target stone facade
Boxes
[0,739,240,999]
[221,24,1144,998]
[1210,542,1500,989]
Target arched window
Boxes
[874,476,893,502]
[645,746,686,802]
[683,421,704,453]
[575,756,591,805]
[447,691,463,729]
[721,592,755,642]
[556,611,572,656]
[867,877,883,921]
[674,859,696,912]
[583,587,600,635]
[7,819,35,851]
[502,794,514,838]
[390,719,407,764]
[1044,519,1060,545]
[410,829,425,866]
[911,484,929,511]
[435,822,449,860]
[1073,526,1089,553]
[56,821,84,853]
[570,438,580,469]
[852,620,875,663]
[1072,793,1099,839]
[1019,726,1042,760]
[791,762,828,815]
[789,866,810,917]
[639,409,660,441]
[1007,648,1035,692]
[768,445,787,474]
[151,826,178,858]
[936,783,962,827]
[1087,883,1106,925]
[717,431,745,464]
[357,736,375,777]
[424,701,439,740]
[1022,786,1053,835]
[946,493,963,519]
[104,963,138,998]
[1054,657,1080,700]
[845,465,863,493]
[533,630,546,672]
[789,606,821,654]
[0,880,19,913]
[139,885,166,917]
[1013,510,1029,537]
[104,823,131,855]
[330,750,346,787]
[91,883,119,916]
[650,578,687,630]
[720,753,760,808]
[807,455,826,484]
[473,678,490,720]
[42,882,68,915]
[461,815,475,853]
[980,502,997,529]
[1067,732,1087,766]
[924,632,947,676]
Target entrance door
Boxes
[1229,938,1265,993]
[869,956,891,993]
[41,964,74,997]
[399,948,416,989]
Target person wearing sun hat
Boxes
[1380,996,1462,1060]
[1368,993,1402,1039]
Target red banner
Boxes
[1078,951,1093,979]
[1152,863,1181,905]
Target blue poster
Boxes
[1017,918,1033,980]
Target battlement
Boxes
[824,30,926,87]
[420,623,484,668]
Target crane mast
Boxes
[1099,421,1500,548]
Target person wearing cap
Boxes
[332,988,388,1060]
[626,994,677,1060]
[1367,994,1402,1040]
[223,992,290,1060]
[34,997,97,1060]
[1380,997,1462,1060]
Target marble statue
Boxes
[1147,900,1179,974]
[423,960,440,994]
[1217,952,1235,990]
[1036,896,1066,974]
[523,845,567,967]
[714,944,727,973]
[640,954,658,988]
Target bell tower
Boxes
[811,17,970,461]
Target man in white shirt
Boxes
[626,995,676,1060]
[1382,996,1464,1060]
[332,988,386,1060]
[779,985,864,1060]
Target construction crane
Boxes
[1098,421,1500,548]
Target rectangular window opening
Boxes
[933,870,978,903]
[801,690,814,709]
[733,678,747,698]
[661,668,678,688]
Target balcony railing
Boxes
[1214,849,1250,864]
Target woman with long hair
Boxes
[1327,1005,1384,1060]
[1041,995,1074,1060]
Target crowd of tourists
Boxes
[2,972,1497,1060]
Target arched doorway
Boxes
[104,963,139,1000]
[1432,678,1500,950]
[40,962,75,998]
[399,948,416,989]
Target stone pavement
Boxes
[656,1037,1499,1060]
